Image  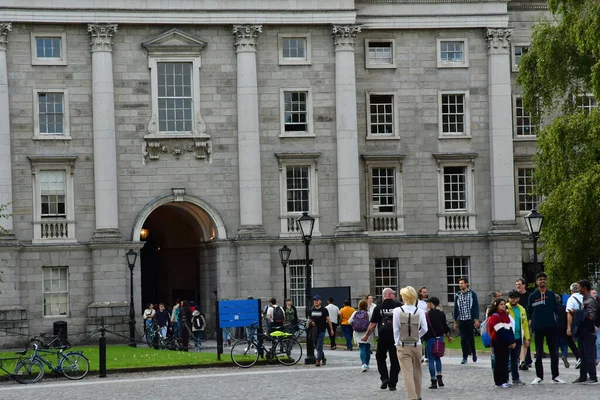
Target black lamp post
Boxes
[524,209,544,272]
[296,211,315,365]
[126,249,138,348]
[279,245,291,301]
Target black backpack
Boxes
[272,306,285,325]
[192,314,204,330]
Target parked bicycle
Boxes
[0,353,44,384]
[26,332,71,351]
[18,344,89,380]
[230,323,303,368]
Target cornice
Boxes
[357,0,507,2]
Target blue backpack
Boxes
[481,317,492,348]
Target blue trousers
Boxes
[359,343,371,366]
[425,337,443,379]
[341,325,353,349]
[315,331,326,361]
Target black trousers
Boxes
[566,334,580,359]
[492,341,510,386]
[376,335,400,387]
[578,329,598,380]
[534,327,559,380]
[459,320,476,359]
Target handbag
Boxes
[426,312,446,358]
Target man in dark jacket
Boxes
[572,280,598,384]
[453,277,480,364]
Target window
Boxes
[576,95,598,113]
[375,259,398,299]
[366,93,398,138]
[363,155,405,233]
[444,166,467,211]
[439,91,470,136]
[437,39,468,68]
[40,171,66,218]
[279,34,311,65]
[517,168,539,212]
[365,39,396,68]
[514,97,536,137]
[372,168,396,213]
[288,259,313,308]
[33,89,70,139]
[157,62,193,132]
[446,257,470,303]
[31,33,67,65]
[43,267,69,316]
[276,153,320,235]
[511,44,529,72]
[280,89,313,136]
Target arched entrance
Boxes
[131,194,227,312]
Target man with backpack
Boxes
[572,280,598,384]
[266,298,285,334]
[566,282,583,368]
[191,309,206,350]
[361,287,402,391]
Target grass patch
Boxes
[446,336,552,354]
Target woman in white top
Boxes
[393,286,428,400]
[349,299,374,372]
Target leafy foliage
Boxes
[517,0,600,292]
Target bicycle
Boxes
[0,353,44,384]
[26,332,71,351]
[20,344,90,380]
[230,323,303,368]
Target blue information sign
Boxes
[218,299,260,328]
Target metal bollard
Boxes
[99,318,107,378]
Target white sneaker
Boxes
[361,364,368,372]
[552,377,565,384]
[531,377,543,385]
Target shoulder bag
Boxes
[426,311,445,358]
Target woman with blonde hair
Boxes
[393,286,428,400]
[348,299,374,371]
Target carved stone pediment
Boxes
[143,136,212,164]
[142,28,207,56]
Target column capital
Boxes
[232,25,263,53]
[331,25,361,51]
[485,28,513,55]
[88,24,118,52]
[0,23,12,51]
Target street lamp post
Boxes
[524,208,544,271]
[126,249,138,348]
[279,245,291,301]
[296,212,316,365]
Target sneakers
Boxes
[315,360,321,367]
[562,356,570,368]
[361,364,368,372]
[531,377,543,385]
[552,377,565,384]
[575,358,582,369]
[572,377,587,384]
[472,355,478,363]
[519,362,529,371]
[461,358,468,365]
[585,377,599,385]
[512,380,526,386]
[496,383,511,388]
[380,380,389,390]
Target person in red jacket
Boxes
[487,298,516,388]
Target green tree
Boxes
[517,0,600,292]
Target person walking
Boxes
[143,303,156,345]
[191,308,206,350]
[339,300,356,350]
[283,298,298,333]
[155,303,170,339]
[266,298,285,334]
[592,289,600,367]
[488,298,516,388]
[516,278,533,370]
[453,276,480,364]
[527,272,565,384]
[555,293,570,368]
[572,280,598,384]
[507,290,529,386]
[308,295,334,367]
[179,300,192,352]
[422,297,452,389]
[361,287,402,391]
[349,299,374,372]
[325,298,340,350]
[170,298,181,338]
[393,286,428,400]
[566,282,583,368]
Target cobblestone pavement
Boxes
[0,347,595,400]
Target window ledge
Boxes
[438,134,471,140]
[32,135,72,141]
[437,63,469,69]
[365,64,397,69]
[366,135,401,141]
[279,60,312,66]
[279,133,316,139]
[513,136,538,142]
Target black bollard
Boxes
[99,318,106,378]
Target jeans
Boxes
[424,337,443,379]
[172,321,180,338]
[458,320,476,360]
[534,327,559,380]
[492,341,510,386]
[376,335,400,387]
[556,336,568,358]
[596,330,600,363]
[329,323,338,348]
[341,324,353,349]
[193,331,204,349]
[578,327,598,380]
[359,343,371,366]
[315,331,326,361]
[158,326,167,339]
[144,320,153,344]
[510,338,522,382]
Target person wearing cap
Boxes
[421,297,452,389]
[507,290,530,386]
[308,295,334,367]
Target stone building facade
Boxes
[0,0,551,346]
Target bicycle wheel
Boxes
[13,359,45,384]
[26,339,44,351]
[230,340,259,368]
[275,338,303,366]
[60,352,90,380]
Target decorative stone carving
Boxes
[172,188,185,202]
[88,24,118,52]
[485,28,513,55]
[331,25,361,51]
[232,25,263,52]
[143,137,212,163]
[0,23,11,51]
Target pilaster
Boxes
[0,23,15,239]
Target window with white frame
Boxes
[31,33,67,65]
[280,89,313,136]
[40,171,66,218]
[517,168,539,212]
[288,259,313,308]
[514,97,536,137]
[439,91,470,136]
[375,258,398,299]
[365,39,396,68]
[363,155,405,233]
[447,257,470,303]
[372,168,396,213]
[576,95,598,113]
[43,266,69,316]
[33,89,70,139]
[443,166,467,211]
[157,62,193,132]
[276,153,320,235]
[511,44,529,72]
[279,34,311,65]
[367,93,397,138]
[437,39,468,68]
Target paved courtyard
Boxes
[0,348,595,400]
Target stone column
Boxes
[88,24,121,241]
[0,23,15,238]
[232,25,266,238]
[331,25,364,236]
[485,28,518,232]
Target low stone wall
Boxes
[0,306,28,348]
